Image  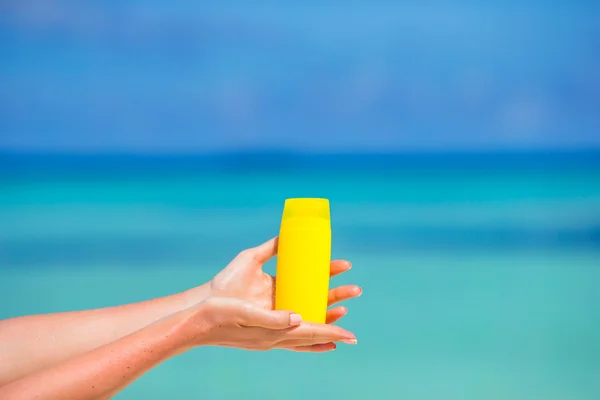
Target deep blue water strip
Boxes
[1,149,600,178]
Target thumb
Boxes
[247,237,279,265]
[240,303,302,330]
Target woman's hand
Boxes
[210,237,362,325]
[182,297,356,353]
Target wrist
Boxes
[179,282,212,310]
[173,300,215,349]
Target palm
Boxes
[209,238,361,324]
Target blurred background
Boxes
[1,1,599,399]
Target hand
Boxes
[210,237,362,324]
[184,297,357,352]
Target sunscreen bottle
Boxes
[275,198,331,323]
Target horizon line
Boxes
[1,148,599,173]
[1,147,600,157]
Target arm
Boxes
[0,310,190,400]
[0,283,210,386]
[0,297,356,400]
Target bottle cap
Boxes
[282,198,330,221]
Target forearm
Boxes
[0,311,194,400]
[0,283,210,385]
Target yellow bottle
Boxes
[275,198,331,324]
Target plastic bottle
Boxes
[275,198,331,323]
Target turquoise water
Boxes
[1,159,599,399]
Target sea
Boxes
[1,151,599,399]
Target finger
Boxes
[328,285,362,307]
[246,237,279,265]
[326,306,347,324]
[330,260,352,277]
[240,303,302,329]
[279,336,356,346]
[284,322,355,343]
[278,338,338,346]
[284,343,336,353]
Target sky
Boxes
[1,1,599,153]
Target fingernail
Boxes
[347,262,353,269]
[355,287,363,296]
[341,338,357,345]
[289,313,302,326]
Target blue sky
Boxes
[1,1,599,153]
